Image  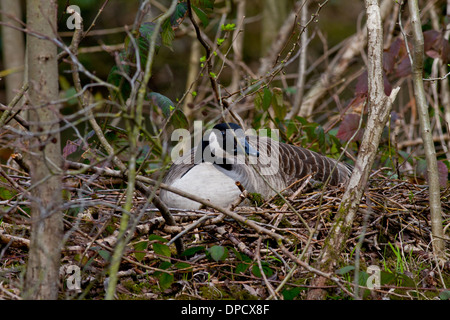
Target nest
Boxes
[0,169,449,300]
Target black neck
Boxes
[195,140,232,171]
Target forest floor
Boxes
[0,170,449,300]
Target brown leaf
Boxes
[337,113,364,142]
[383,38,403,73]
[423,30,450,63]
[437,161,449,188]
[395,56,411,77]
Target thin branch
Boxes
[407,0,445,261]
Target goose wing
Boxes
[247,136,352,187]
[162,147,197,184]
[277,142,352,186]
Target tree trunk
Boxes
[23,0,62,300]
[0,0,25,104]
[307,0,400,300]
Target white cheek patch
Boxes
[208,132,226,157]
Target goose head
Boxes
[198,123,259,167]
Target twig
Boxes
[186,0,227,109]
[255,237,279,299]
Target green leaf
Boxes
[135,22,162,67]
[193,0,215,11]
[161,19,175,49]
[170,2,188,28]
[158,261,172,270]
[262,87,272,111]
[147,92,175,117]
[174,262,192,270]
[133,241,148,262]
[147,92,189,129]
[380,271,396,285]
[315,126,326,153]
[282,287,304,300]
[235,262,250,274]
[233,249,252,263]
[138,22,162,51]
[107,64,131,100]
[397,273,415,287]
[0,187,14,200]
[271,87,286,119]
[149,234,168,243]
[192,5,209,27]
[153,242,171,259]
[397,150,413,164]
[208,245,228,262]
[357,271,369,286]
[336,265,355,275]
[251,262,273,278]
[221,23,236,31]
[64,87,78,106]
[98,249,111,261]
[158,272,174,290]
[181,246,205,257]
[439,290,450,300]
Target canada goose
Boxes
[160,123,352,209]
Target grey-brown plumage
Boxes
[244,135,352,194]
[160,123,352,209]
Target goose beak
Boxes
[238,137,259,157]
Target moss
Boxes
[198,285,226,299]
[121,277,151,294]
[227,284,259,300]
[248,193,265,206]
